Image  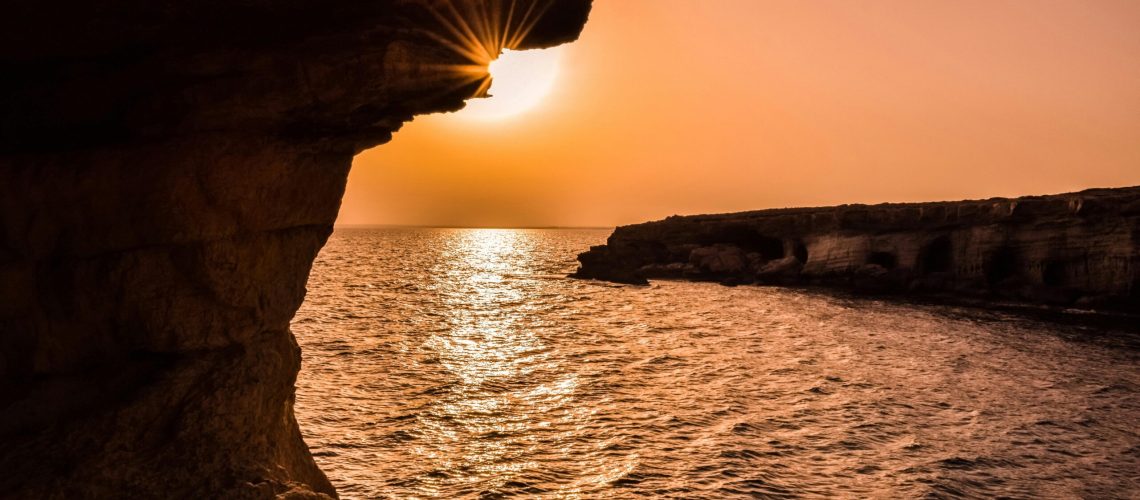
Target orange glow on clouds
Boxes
[338,0,1140,228]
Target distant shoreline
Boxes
[571,186,1140,314]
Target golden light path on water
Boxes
[293,228,1140,499]
[423,230,561,491]
[417,229,638,496]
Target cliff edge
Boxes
[573,187,1140,313]
[0,1,591,498]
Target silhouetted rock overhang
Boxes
[0,1,592,498]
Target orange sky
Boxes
[338,0,1140,228]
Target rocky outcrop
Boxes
[573,187,1140,312]
[0,1,591,498]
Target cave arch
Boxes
[0,1,595,498]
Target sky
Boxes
[337,0,1140,228]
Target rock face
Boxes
[0,1,591,498]
[573,187,1140,312]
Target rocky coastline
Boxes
[0,1,592,498]
[573,187,1140,313]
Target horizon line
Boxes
[333,224,616,230]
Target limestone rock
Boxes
[573,187,1140,313]
[0,1,593,497]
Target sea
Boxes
[293,227,1140,499]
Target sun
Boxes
[459,47,564,121]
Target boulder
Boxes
[756,256,804,285]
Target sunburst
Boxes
[420,0,560,99]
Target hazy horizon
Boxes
[338,0,1140,228]
[332,223,614,229]
[333,184,1138,229]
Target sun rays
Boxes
[458,46,563,120]
[421,0,560,98]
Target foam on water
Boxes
[294,228,1140,499]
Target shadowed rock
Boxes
[0,1,592,497]
[572,187,1140,313]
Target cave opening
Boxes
[716,225,786,260]
[919,236,953,274]
[868,251,898,270]
[985,246,1021,285]
[1042,259,1069,287]
[793,241,809,264]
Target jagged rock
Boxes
[573,187,1140,312]
[755,256,805,285]
[571,244,648,285]
[637,262,693,280]
[851,264,909,293]
[0,1,593,498]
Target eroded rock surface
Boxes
[573,187,1140,312]
[0,1,591,497]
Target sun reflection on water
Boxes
[417,229,581,494]
[295,228,1140,498]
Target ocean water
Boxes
[293,228,1140,499]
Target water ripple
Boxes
[294,228,1140,499]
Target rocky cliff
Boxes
[574,187,1140,312]
[0,1,591,498]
